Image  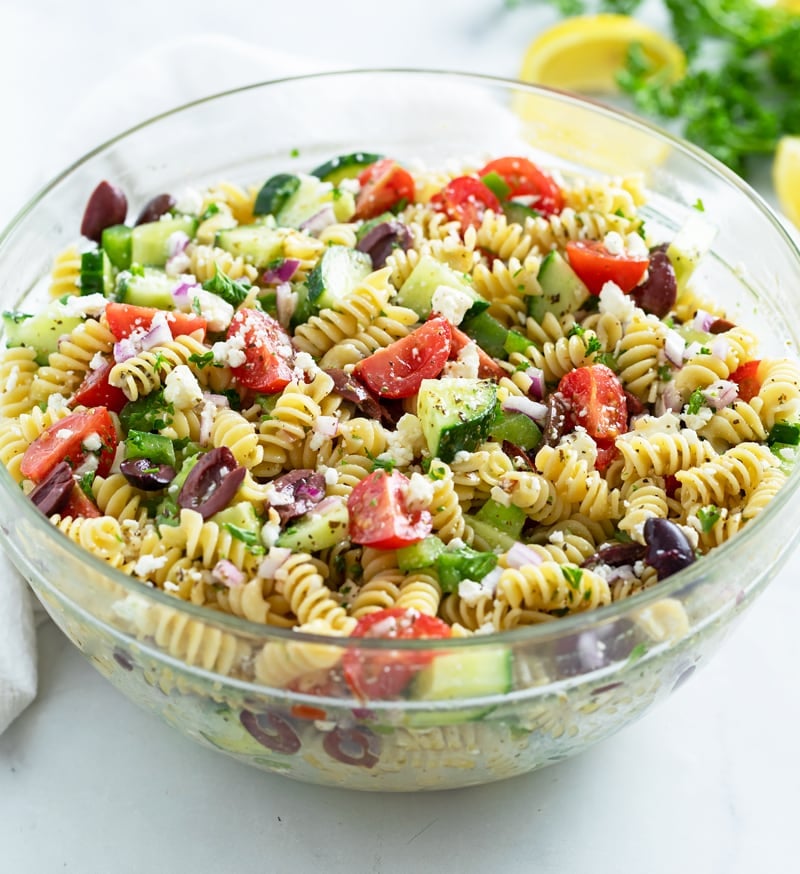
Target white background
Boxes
[1,1,798,872]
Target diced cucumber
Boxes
[215,224,284,269]
[125,430,176,467]
[290,282,315,328]
[667,213,718,294]
[395,254,488,322]
[311,152,382,185]
[528,250,590,322]
[212,501,262,536]
[276,497,349,552]
[397,535,446,571]
[116,268,176,309]
[130,215,198,267]
[407,647,513,726]
[503,201,539,225]
[466,516,517,552]
[474,499,525,540]
[417,377,498,464]
[2,306,83,365]
[461,310,510,359]
[490,411,542,451]
[307,245,372,311]
[274,174,335,229]
[253,173,301,217]
[101,224,133,270]
[436,546,498,594]
[80,250,114,297]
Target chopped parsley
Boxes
[119,390,174,433]
[77,471,96,499]
[697,505,721,533]
[202,266,251,307]
[686,387,706,416]
[188,350,216,369]
[223,523,265,554]
[561,566,583,589]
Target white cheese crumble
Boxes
[489,485,512,507]
[560,426,597,462]
[56,428,73,440]
[173,187,204,215]
[603,231,625,256]
[629,412,682,437]
[81,432,102,452]
[376,413,426,468]
[89,351,106,371]
[163,365,203,409]
[625,231,649,259]
[431,284,473,326]
[324,466,339,486]
[187,288,234,332]
[260,521,282,549]
[598,281,636,323]
[405,472,435,510]
[47,392,69,413]
[293,351,319,377]
[60,293,108,318]
[452,450,472,464]
[211,334,246,368]
[681,405,713,431]
[132,554,168,577]
[442,340,480,379]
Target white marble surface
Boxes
[1,1,799,871]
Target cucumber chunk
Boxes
[80,250,115,297]
[215,224,284,268]
[490,410,542,451]
[276,497,349,552]
[417,377,498,464]
[131,215,198,267]
[116,268,176,309]
[465,517,517,551]
[253,173,301,217]
[212,502,262,538]
[397,536,446,571]
[528,249,590,322]
[101,224,133,270]
[503,201,539,225]
[274,174,335,229]
[2,306,83,365]
[125,430,176,467]
[395,254,488,322]
[311,152,382,185]
[473,499,525,540]
[307,245,372,311]
[461,310,510,359]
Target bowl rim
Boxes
[3,67,800,653]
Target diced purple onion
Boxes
[658,381,683,414]
[172,280,199,308]
[693,310,716,332]
[701,379,738,409]
[355,220,413,269]
[140,313,172,351]
[314,416,338,438]
[258,547,293,578]
[526,367,545,401]
[710,337,729,361]
[501,395,548,425]
[202,392,230,408]
[664,330,686,367]
[167,230,190,258]
[113,337,139,363]
[504,542,544,570]
[263,259,300,284]
[212,559,244,588]
[300,206,336,235]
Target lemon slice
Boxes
[773,136,800,229]
[519,14,686,93]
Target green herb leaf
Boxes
[188,350,216,369]
[686,387,705,416]
[202,266,251,306]
[697,505,721,533]
[561,565,583,589]
[119,390,174,433]
[222,523,265,554]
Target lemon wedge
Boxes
[773,136,800,229]
[519,14,686,93]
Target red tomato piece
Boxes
[353,316,451,399]
[348,469,432,549]
[61,485,102,519]
[430,176,501,231]
[70,360,128,413]
[479,156,564,216]
[20,407,119,483]
[226,308,295,394]
[566,240,649,296]
[105,302,207,341]
[593,437,619,473]
[558,364,628,442]
[343,607,452,699]
[449,325,506,380]
[354,159,415,220]
[730,359,762,402]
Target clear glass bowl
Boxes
[2,70,799,791]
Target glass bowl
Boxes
[2,70,800,791]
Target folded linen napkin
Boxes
[0,36,323,734]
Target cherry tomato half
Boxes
[565,240,649,296]
[348,469,432,550]
[227,308,295,394]
[479,156,564,216]
[448,325,507,380]
[61,485,102,519]
[343,607,452,700]
[730,359,762,403]
[354,159,415,220]
[558,364,628,444]
[430,176,500,232]
[70,360,128,413]
[353,316,451,399]
[105,302,207,341]
[20,407,119,483]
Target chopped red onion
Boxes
[113,337,139,363]
[212,559,244,588]
[140,312,172,350]
[198,400,216,446]
[504,542,544,569]
[692,310,716,332]
[664,329,686,367]
[258,547,293,579]
[710,337,729,361]
[312,496,344,516]
[276,281,298,328]
[172,281,198,308]
[502,395,548,424]
[658,382,683,414]
[702,379,738,409]
[263,258,300,284]
[167,230,190,258]
[300,206,336,235]
[314,415,339,438]
[202,392,230,408]
[526,367,545,401]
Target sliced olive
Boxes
[542,393,569,447]
[631,244,677,318]
[268,469,326,524]
[644,518,696,580]
[356,220,412,268]
[177,447,245,519]
[135,193,176,226]
[120,458,176,491]
[81,180,128,243]
[240,710,301,754]
[28,461,74,516]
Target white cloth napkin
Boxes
[0,35,324,735]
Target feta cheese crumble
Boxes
[431,284,473,326]
[163,365,203,409]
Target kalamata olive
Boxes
[553,618,639,678]
[581,541,645,570]
[324,368,386,421]
[120,458,176,491]
[644,517,696,580]
[502,440,535,471]
[177,447,245,519]
[28,461,74,516]
[542,393,570,447]
[240,710,301,754]
[135,193,176,226]
[709,318,737,334]
[80,180,128,242]
[631,244,677,318]
[268,469,326,524]
[113,649,135,672]
[322,726,380,768]
[356,220,412,269]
